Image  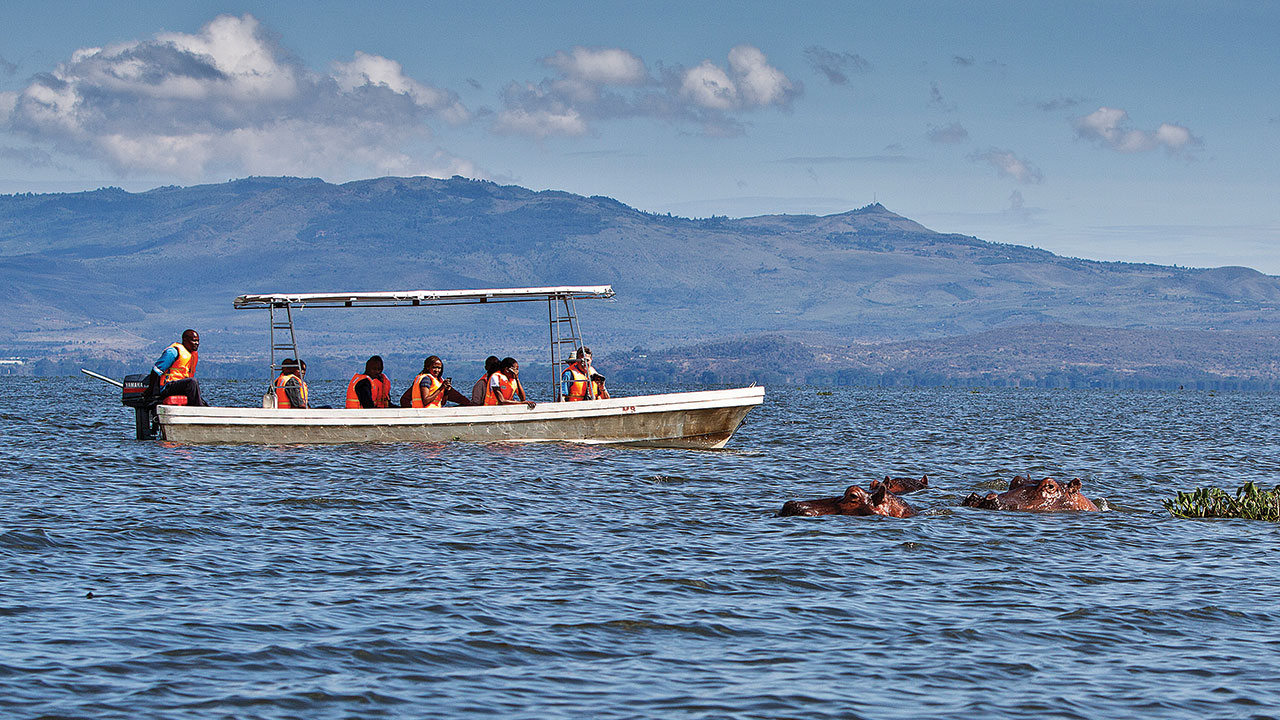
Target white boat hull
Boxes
[157,387,764,449]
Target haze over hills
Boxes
[1,176,1277,386]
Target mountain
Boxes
[608,325,1280,390]
[1,176,1277,383]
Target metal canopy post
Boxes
[548,293,584,401]
[268,302,299,383]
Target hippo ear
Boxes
[869,482,887,505]
[920,475,929,487]
[869,478,883,491]
[1067,478,1082,494]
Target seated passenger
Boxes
[274,357,309,409]
[148,329,209,406]
[561,346,610,401]
[485,357,535,408]
[472,355,500,405]
[402,355,473,408]
[346,355,392,409]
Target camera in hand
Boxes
[590,373,606,382]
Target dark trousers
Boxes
[159,378,208,407]
[397,386,474,408]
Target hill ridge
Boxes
[1,176,1277,384]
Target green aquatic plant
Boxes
[1163,482,1280,521]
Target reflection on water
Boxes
[1,377,1278,719]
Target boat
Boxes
[141,286,764,448]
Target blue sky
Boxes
[2,1,1277,271]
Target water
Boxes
[3,377,1279,719]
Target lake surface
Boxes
[2,377,1278,719]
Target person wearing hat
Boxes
[273,358,308,409]
[561,346,610,401]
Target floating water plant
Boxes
[1163,482,1280,521]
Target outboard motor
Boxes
[121,373,158,440]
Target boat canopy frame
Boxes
[234,285,616,401]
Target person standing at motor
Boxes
[346,355,392,409]
[148,329,209,406]
[486,357,535,408]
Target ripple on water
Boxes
[2,379,1280,719]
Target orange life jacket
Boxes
[346,373,390,408]
[564,362,592,401]
[485,372,521,405]
[274,373,307,409]
[410,373,444,408]
[161,342,198,385]
[483,372,504,405]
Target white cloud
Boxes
[1153,122,1194,150]
[681,60,739,110]
[97,132,217,175]
[494,105,588,139]
[534,46,651,107]
[970,148,1043,184]
[1,14,476,181]
[497,43,799,139]
[154,14,297,101]
[727,45,796,107]
[1075,106,1200,155]
[333,51,469,124]
[543,46,647,86]
[682,45,798,111]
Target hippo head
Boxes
[963,476,1099,512]
[779,482,918,518]
[834,485,876,515]
[1017,477,1098,511]
[842,482,918,518]
[778,495,841,517]
[881,474,929,495]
